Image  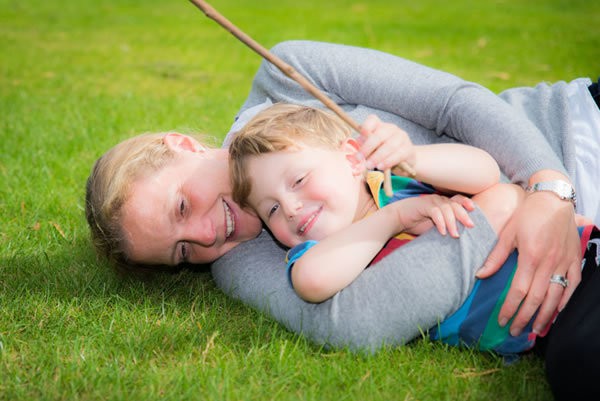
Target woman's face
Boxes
[120,145,262,267]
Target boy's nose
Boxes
[281,197,302,220]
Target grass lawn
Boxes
[1,0,598,399]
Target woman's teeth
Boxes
[223,200,234,239]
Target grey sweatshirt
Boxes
[212,40,580,351]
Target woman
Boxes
[86,132,263,272]
[86,41,600,400]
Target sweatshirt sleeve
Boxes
[211,208,497,351]
[213,40,561,351]
[233,40,567,185]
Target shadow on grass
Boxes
[0,235,309,352]
[0,238,553,401]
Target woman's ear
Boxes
[163,133,206,153]
[341,138,366,176]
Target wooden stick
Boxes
[188,0,416,195]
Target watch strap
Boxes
[526,180,577,208]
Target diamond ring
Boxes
[550,274,569,288]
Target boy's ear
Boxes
[341,138,366,176]
[163,133,206,153]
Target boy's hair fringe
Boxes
[229,103,352,209]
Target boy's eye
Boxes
[268,203,280,218]
[293,176,305,187]
[179,200,185,216]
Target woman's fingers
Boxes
[558,258,582,311]
[486,194,582,336]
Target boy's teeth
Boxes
[223,200,234,238]
[299,213,316,234]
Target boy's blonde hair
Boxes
[85,132,207,276]
[229,103,352,209]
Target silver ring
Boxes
[550,274,569,288]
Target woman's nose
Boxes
[188,218,217,247]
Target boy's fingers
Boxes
[450,194,476,213]
[430,207,447,236]
[440,203,459,237]
[452,202,474,229]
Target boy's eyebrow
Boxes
[247,194,266,217]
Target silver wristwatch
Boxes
[526,180,577,208]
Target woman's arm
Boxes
[220,40,577,342]
[234,40,566,186]
[211,207,496,351]
[236,40,579,336]
[291,194,475,303]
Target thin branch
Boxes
[188,0,416,194]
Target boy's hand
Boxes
[358,114,415,174]
[389,194,475,238]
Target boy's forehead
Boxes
[287,140,339,152]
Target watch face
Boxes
[551,182,570,198]
[556,182,573,199]
[529,181,576,206]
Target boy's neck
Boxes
[354,184,379,221]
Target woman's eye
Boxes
[180,242,188,263]
[268,203,280,218]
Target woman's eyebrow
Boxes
[169,188,183,266]
[171,243,179,266]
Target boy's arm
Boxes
[410,144,500,195]
[290,203,401,303]
[291,194,474,303]
[356,116,500,195]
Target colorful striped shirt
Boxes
[287,171,599,356]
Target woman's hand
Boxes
[477,189,581,336]
[357,114,416,174]
[389,194,475,238]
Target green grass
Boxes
[1,0,598,399]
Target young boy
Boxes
[229,103,596,356]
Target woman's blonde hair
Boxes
[229,103,352,209]
[85,132,205,276]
